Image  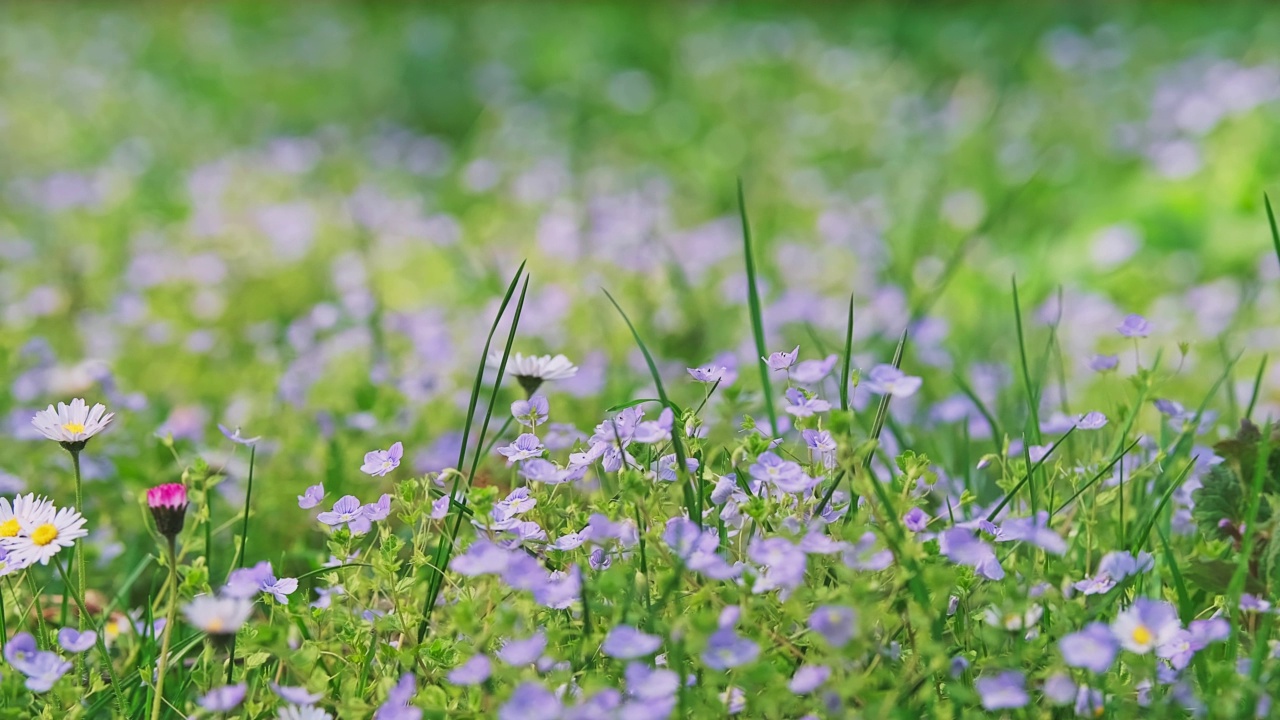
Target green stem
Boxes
[54,556,126,717]
[69,449,86,633]
[226,445,256,685]
[149,536,179,720]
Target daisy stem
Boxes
[69,448,86,633]
[24,571,48,645]
[53,556,126,718]
[149,536,178,720]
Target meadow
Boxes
[2,3,1280,718]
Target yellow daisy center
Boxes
[206,618,225,633]
[31,523,58,546]
[1131,624,1152,646]
[62,422,85,435]
[0,519,20,537]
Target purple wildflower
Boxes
[363,493,392,522]
[22,651,71,693]
[702,628,760,670]
[1044,674,1076,705]
[801,429,837,469]
[903,508,930,533]
[499,683,562,720]
[1076,411,1108,430]
[1089,354,1119,372]
[997,511,1067,555]
[498,631,547,666]
[497,434,544,465]
[625,662,678,700]
[316,495,370,535]
[784,388,832,418]
[808,606,857,647]
[788,665,831,694]
[198,684,248,713]
[1060,622,1118,673]
[448,655,491,686]
[56,628,95,654]
[862,365,922,398]
[599,625,660,661]
[764,345,800,371]
[939,527,1004,580]
[373,673,421,720]
[361,441,403,477]
[511,396,550,427]
[1117,314,1151,338]
[688,366,727,383]
[790,354,838,384]
[298,483,324,509]
[976,671,1028,710]
[271,683,323,705]
[1112,599,1181,653]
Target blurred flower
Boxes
[1112,599,1180,653]
[784,388,831,418]
[976,671,1028,710]
[447,655,492,686]
[1076,411,1108,430]
[21,651,71,693]
[497,631,547,666]
[56,627,95,654]
[702,627,760,669]
[687,366,727,383]
[789,665,831,694]
[1088,354,1119,372]
[1117,314,1151,338]
[764,346,800,372]
[862,365,922,398]
[278,706,332,720]
[270,683,323,705]
[361,442,403,477]
[184,596,253,637]
[373,673,421,720]
[603,625,662,659]
[198,684,247,712]
[903,508,930,533]
[1060,622,1118,673]
[31,399,113,449]
[218,424,261,446]
[499,682,561,720]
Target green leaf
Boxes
[1191,464,1246,539]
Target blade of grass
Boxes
[840,293,855,412]
[952,372,1004,455]
[985,426,1076,523]
[737,179,778,435]
[1128,455,1197,554]
[819,328,908,518]
[1246,355,1269,422]
[415,261,527,643]
[604,288,695,522]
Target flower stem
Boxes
[149,536,179,720]
[54,556,126,717]
[69,449,86,633]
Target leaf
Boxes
[1191,464,1246,539]
[1183,558,1265,596]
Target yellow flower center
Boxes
[206,618,224,633]
[62,422,85,435]
[1131,624,1152,646]
[31,523,58,546]
[0,519,20,537]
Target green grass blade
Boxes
[1051,438,1141,517]
[1266,192,1280,268]
[416,262,528,643]
[840,293,854,412]
[952,372,1004,455]
[985,426,1076,523]
[603,288,695,520]
[737,179,779,435]
[1011,276,1041,445]
[1127,455,1197,553]
[1246,354,1269,422]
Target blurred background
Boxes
[2,3,1280,572]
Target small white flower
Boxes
[489,352,578,395]
[31,399,114,445]
[183,596,254,636]
[278,705,333,720]
[8,505,87,567]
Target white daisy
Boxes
[183,595,254,636]
[0,494,56,545]
[489,352,578,395]
[278,705,333,720]
[9,505,87,567]
[31,399,114,447]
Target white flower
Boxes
[8,505,87,567]
[0,494,56,545]
[183,595,254,636]
[489,353,578,394]
[31,399,114,445]
[278,705,333,720]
